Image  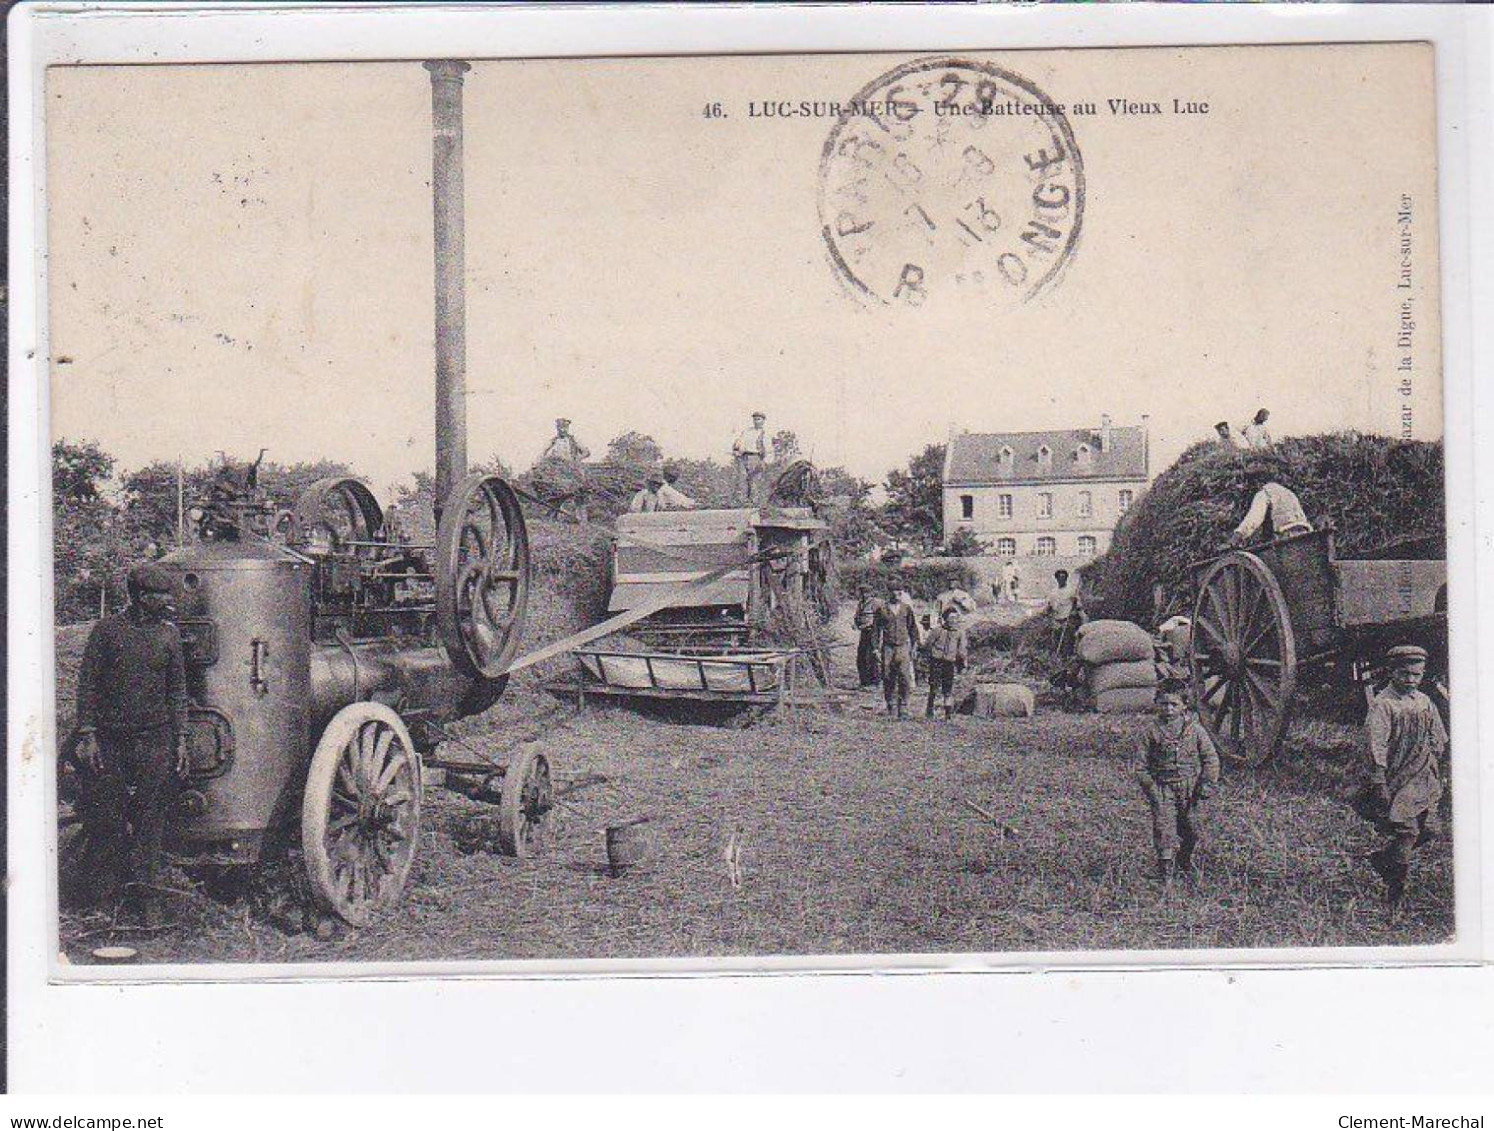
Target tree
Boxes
[771,429,802,463]
[604,431,662,467]
[944,527,988,557]
[816,465,883,557]
[52,439,115,503]
[881,443,946,549]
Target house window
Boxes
[1037,444,1052,468]
[1076,443,1092,467]
[1036,536,1057,557]
[998,493,1013,519]
[1078,535,1097,557]
[997,537,1017,557]
[960,494,974,520]
[1119,489,1134,513]
[1038,492,1053,519]
[1077,490,1093,518]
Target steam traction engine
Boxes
[159,472,540,925]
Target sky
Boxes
[47,47,1440,498]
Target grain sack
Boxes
[965,682,1036,719]
[1094,686,1158,714]
[1158,615,1193,661]
[1087,659,1159,696]
[1076,619,1154,665]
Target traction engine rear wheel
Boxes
[1190,551,1298,767]
[302,702,423,926]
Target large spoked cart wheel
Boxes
[302,701,423,926]
[1189,551,1299,766]
[436,474,531,681]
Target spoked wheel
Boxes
[436,474,531,680]
[292,477,385,557]
[497,746,553,858]
[1190,551,1298,766]
[302,702,422,926]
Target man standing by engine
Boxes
[74,563,190,926]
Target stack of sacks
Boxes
[1076,619,1158,714]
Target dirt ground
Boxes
[58,675,1455,967]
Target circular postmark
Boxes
[818,57,1084,307]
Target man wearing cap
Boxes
[537,418,592,524]
[1213,421,1239,449]
[1363,644,1448,917]
[628,465,698,513]
[1046,568,1085,657]
[74,563,191,925]
[732,411,769,505]
[872,580,922,719]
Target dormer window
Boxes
[1037,444,1052,468]
[999,445,1015,469]
[1076,443,1092,466]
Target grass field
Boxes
[58,675,1455,966]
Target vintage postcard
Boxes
[40,41,1459,974]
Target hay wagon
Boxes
[1187,528,1447,765]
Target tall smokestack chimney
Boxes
[425,59,471,524]
[1099,413,1112,452]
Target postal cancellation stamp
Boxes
[818,56,1085,307]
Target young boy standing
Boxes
[1364,644,1448,917]
[1135,679,1221,890]
[923,606,969,720]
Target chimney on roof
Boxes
[1099,414,1112,452]
[1141,414,1151,474]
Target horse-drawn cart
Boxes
[1188,528,1447,765]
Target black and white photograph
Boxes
[34,41,1463,972]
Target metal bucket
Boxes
[605,817,653,877]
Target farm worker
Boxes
[73,562,191,926]
[933,586,977,621]
[1213,421,1240,449]
[1241,408,1273,449]
[1363,645,1448,918]
[852,585,883,688]
[628,466,697,513]
[923,606,969,720]
[1000,558,1021,603]
[1229,480,1313,545]
[540,417,590,464]
[536,418,592,523]
[873,581,922,719]
[1046,569,1085,658]
[732,411,769,505]
[1135,678,1221,891]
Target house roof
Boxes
[945,426,1148,485]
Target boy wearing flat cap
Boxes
[75,562,190,925]
[1363,644,1448,917]
[1135,677,1221,891]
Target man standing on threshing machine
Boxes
[74,563,191,926]
[1228,473,1314,546]
[732,411,769,506]
[1361,644,1448,919]
[536,417,592,523]
[873,581,921,720]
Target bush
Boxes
[838,558,979,601]
[943,528,988,557]
[1085,432,1445,624]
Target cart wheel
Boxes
[1190,551,1298,766]
[302,702,422,926]
[497,746,553,858]
[436,474,531,680]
